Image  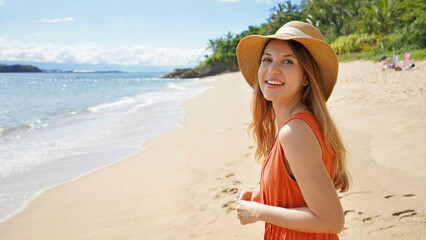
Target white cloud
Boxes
[0,2,4,6]
[25,33,43,39]
[0,38,208,67]
[37,17,74,23]
[255,0,274,3]
[219,0,238,2]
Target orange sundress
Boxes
[260,112,339,240]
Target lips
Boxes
[266,80,284,86]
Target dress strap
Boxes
[282,112,316,130]
[282,112,322,144]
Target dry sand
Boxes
[330,60,426,239]
[0,60,425,239]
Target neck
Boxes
[273,98,308,131]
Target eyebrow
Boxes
[262,52,297,59]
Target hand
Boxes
[238,189,260,203]
[236,200,260,225]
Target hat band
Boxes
[276,26,310,38]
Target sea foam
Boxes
[0,72,211,222]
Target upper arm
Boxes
[279,120,344,227]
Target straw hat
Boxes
[236,21,338,101]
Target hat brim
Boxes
[236,34,338,101]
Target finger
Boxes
[237,200,247,208]
[238,190,246,201]
[236,202,243,212]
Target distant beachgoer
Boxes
[381,56,393,71]
[236,21,350,239]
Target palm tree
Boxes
[306,8,323,28]
[266,1,304,34]
[207,39,219,54]
[342,0,363,34]
[282,0,298,15]
[360,0,403,34]
[302,0,339,39]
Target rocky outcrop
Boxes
[160,65,235,79]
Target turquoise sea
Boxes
[0,72,210,222]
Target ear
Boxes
[303,78,309,86]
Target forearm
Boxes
[254,204,343,233]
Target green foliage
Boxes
[404,14,426,49]
[0,64,42,72]
[331,33,379,54]
[199,0,425,75]
[359,0,403,34]
[410,48,426,61]
[337,48,426,63]
[265,1,305,34]
[332,12,425,56]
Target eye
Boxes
[283,59,293,64]
[261,57,272,62]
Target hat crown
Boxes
[276,21,325,42]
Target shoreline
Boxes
[0,74,211,224]
[1,61,425,239]
[0,149,142,224]
[0,71,265,239]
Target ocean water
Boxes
[0,72,211,222]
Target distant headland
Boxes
[0,63,123,73]
[0,64,42,72]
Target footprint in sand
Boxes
[398,212,418,220]
[215,187,239,199]
[384,193,416,199]
[392,209,416,216]
[346,211,380,225]
[360,213,381,225]
[216,173,242,198]
[362,216,374,224]
[391,209,424,224]
[233,180,242,185]
[222,187,239,195]
[338,191,372,199]
[226,173,235,178]
[222,200,237,213]
[344,210,355,216]
[368,225,396,234]
[392,209,420,220]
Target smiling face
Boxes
[257,40,307,106]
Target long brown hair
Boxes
[248,40,350,192]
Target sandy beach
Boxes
[0,60,425,239]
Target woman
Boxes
[236,21,350,239]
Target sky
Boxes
[0,0,302,71]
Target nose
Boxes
[268,61,281,75]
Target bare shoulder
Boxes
[278,119,344,230]
[278,119,321,160]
